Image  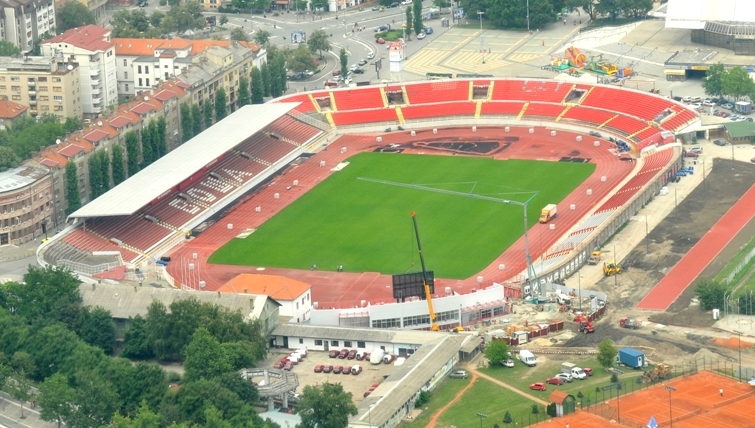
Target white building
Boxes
[219,274,312,323]
[0,0,55,53]
[40,25,117,117]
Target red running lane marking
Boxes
[637,182,755,311]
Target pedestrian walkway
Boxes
[0,391,62,428]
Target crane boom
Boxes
[411,212,439,331]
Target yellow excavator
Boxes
[411,212,440,332]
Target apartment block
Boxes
[0,165,53,246]
[41,25,117,117]
[0,0,55,53]
[0,56,81,120]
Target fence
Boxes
[724,244,755,284]
[58,259,120,276]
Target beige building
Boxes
[0,56,81,120]
[0,0,56,53]
[0,165,54,246]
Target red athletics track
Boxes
[637,182,755,311]
[166,127,635,308]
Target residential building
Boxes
[41,25,117,117]
[113,37,265,113]
[0,98,28,128]
[33,79,189,216]
[53,0,107,23]
[0,56,81,120]
[0,165,53,246]
[219,274,312,323]
[0,0,55,53]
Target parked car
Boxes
[367,52,375,59]
[671,96,683,102]
[323,365,333,373]
[343,366,352,374]
[687,145,703,153]
[333,365,343,374]
[530,383,547,391]
[682,96,692,102]
[371,5,380,10]
[349,64,359,71]
[333,69,341,76]
[713,139,727,146]
[751,157,755,163]
[703,99,715,107]
[356,350,366,360]
[338,349,349,358]
[351,365,363,375]
[347,349,357,359]
[425,27,433,34]
[684,151,699,158]
[417,32,426,39]
[377,38,386,44]
[314,364,324,373]
[546,377,565,385]
[383,354,396,364]
[283,362,293,371]
[389,2,399,7]
[502,359,515,368]
[328,350,339,359]
[449,370,468,379]
[353,69,365,74]
[583,367,594,376]
[273,361,285,369]
[555,373,573,382]
[358,59,368,66]
[723,103,734,109]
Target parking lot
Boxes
[265,349,399,403]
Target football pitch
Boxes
[208,153,594,278]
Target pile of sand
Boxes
[713,336,754,350]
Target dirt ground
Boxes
[558,157,755,364]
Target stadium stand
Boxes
[480,101,527,116]
[401,101,477,120]
[332,107,399,126]
[332,87,385,111]
[603,115,650,139]
[405,80,469,104]
[561,105,616,125]
[521,102,567,119]
[581,86,675,121]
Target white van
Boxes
[519,350,537,367]
[571,367,587,380]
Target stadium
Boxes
[37,78,699,330]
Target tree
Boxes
[112,401,161,428]
[219,14,228,27]
[180,102,193,143]
[238,77,250,107]
[65,161,81,214]
[503,410,512,426]
[68,373,121,428]
[623,0,653,18]
[0,146,21,171]
[38,373,75,428]
[204,100,214,128]
[0,363,10,409]
[339,48,349,80]
[695,279,727,311]
[404,5,413,39]
[125,131,140,177]
[531,403,539,414]
[140,123,154,168]
[597,339,617,370]
[253,29,271,45]
[8,370,33,418]
[183,328,231,382]
[287,45,316,74]
[484,340,510,366]
[191,104,202,134]
[77,306,117,355]
[567,0,596,19]
[595,0,622,20]
[122,315,154,360]
[307,29,330,59]
[296,382,358,428]
[413,0,423,35]
[261,62,272,97]
[149,10,165,28]
[156,116,167,157]
[230,27,249,42]
[57,1,95,32]
[98,149,111,194]
[0,40,20,56]
[721,66,755,99]
[63,116,82,134]
[88,151,103,199]
[111,145,125,186]
[251,67,264,104]
[488,0,553,29]
[215,88,227,121]
[703,63,725,98]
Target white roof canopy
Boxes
[665,0,755,29]
[70,103,300,218]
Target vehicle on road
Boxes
[530,383,547,391]
[389,2,398,7]
[377,38,386,44]
[417,32,426,39]
[367,52,375,59]
[352,69,364,74]
[449,370,468,379]
[589,130,602,137]
[358,59,368,66]
[425,27,433,34]
[372,5,380,10]
[546,377,564,385]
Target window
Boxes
[137,66,142,73]
[0,86,5,90]
[54,106,62,111]
[38,86,48,92]
[138,78,142,86]
[53,96,62,102]
[372,318,401,328]
[357,341,366,348]
[125,84,129,91]
[296,302,299,309]
[52,86,61,92]
[145,66,149,73]
[11,86,19,91]
[314,339,323,346]
[123,59,127,66]
[10,76,19,82]
[37,77,46,82]
[330,340,339,347]
[52,77,60,82]
[145,78,150,87]
[39,96,48,101]
[298,338,303,344]
[0,77,5,81]
[11,95,20,100]
[164,64,168,68]
[344,341,352,348]
[40,105,49,110]
[124,71,128,79]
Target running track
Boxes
[637,182,755,310]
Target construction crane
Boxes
[410,212,439,332]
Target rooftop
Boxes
[666,0,755,30]
[0,165,48,193]
[0,56,78,74]
[724,121,755,138]
[43,25,113,52]
[69,103,300,218]
[220,274,311,301]
[0,99,27,119]
[113,37,262,57]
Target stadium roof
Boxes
[665,0,755,29]
[70,103,300,218]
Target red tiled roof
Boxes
[219,274,311,301]
[83,129,109,143]
[131,102,154,115]
[0,99,28,119]
[109,116,132,129]
[113,37,263,57]
[154,90,176,102]
[58,144,84,158]
[176,81,191,89]
[44,25,113,52]
[40,158,59,168]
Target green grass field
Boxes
[209,153,594,278]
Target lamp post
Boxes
[734,330,743,382]
[477,11,485,64]
[526,0,530,31]
[578,274,582,310]
[476,412,487,428]
[665,385,676,428]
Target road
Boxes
[0,391,61,428]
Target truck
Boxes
[369,349,385,365]
[617,347,645,369]
[620,317,641,329]
[539,204,557,223]
[561,362,587,380]
[587,250,602,265]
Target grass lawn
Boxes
[209,153,593,277]
[400,376,471,427]
[403,377,541,428]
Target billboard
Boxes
[389,60,404,73]
[392,271,434,300]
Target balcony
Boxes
[29,98,36,105]
[92,94,102,104]
[89,65,101,76]
[90,79,100,86]
[27,80,35,86]
[91,106,103,113]
[29,109,37,115]
[91,87,101,95]
[27,90,35,96]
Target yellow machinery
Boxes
[641,363,671,382]
[603,261,622,276]
[411,212,440,332]
[587,250,602,265]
